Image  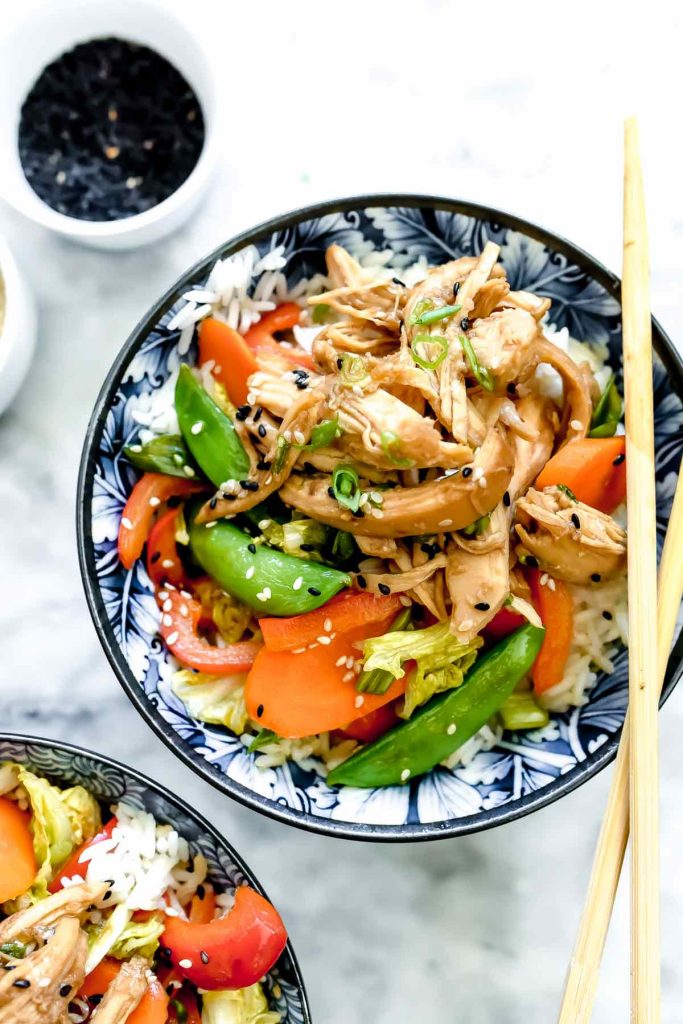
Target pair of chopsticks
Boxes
[558,119,682,1022]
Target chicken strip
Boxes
[0,882,107,945]
[89,955,149,1023]
[446,505,510,640]
[0,916,87,1024]
[514,486,627,583]
[467,308,539,388]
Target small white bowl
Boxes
[0,236,37,414]
[0,0,217,251]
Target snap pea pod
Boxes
[123,434,199,479]
[327,624,545,788]
[188,512,351,616]
[175,364,249,487]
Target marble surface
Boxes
[1,1,682,1020]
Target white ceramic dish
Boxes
[0,235,36,415]
[0,0,217,251]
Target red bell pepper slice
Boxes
[48,817,117,893]
[243,303,315,370]
[161,885,287,991]
[146,508,191,589]
[483,606,526,641]
[259,590,403,652]
[118,473,206,570]
[339,701,400,743]
[158,588,261,675]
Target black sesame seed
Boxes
[258,424,267,438]
[571,513,581,529]
[460,317,470,332]
[103,890,112,901]
[308,587,321,596]
[503,491,511,508]
[241,480,259,491]
[88,994,103,1005]
[302,461,316,475]
[613,453,625,466]
[296,380,309,390]
[209,497,218,510]
[3,965,16,971]
[474,602,490,611]
[357,575,367,588]
[256,459,271,471]
[452,281,460,298]
[378,583,391,596]
[151,551,161,564]
[256,704,264,718]
[222,494,237,501]
[200,950,210,964]
[236,405,251,421]
[591,573,602,582]
[352,508,365,518]
[525,555,539,568]
[196,883,206,900]
[300,543,316,552]
[392,276,405,286]
[327,486,336,499]
[247,543,256,554]
[167,495,182,508]
[60,984,72,997]
[161,947,172,958]
[13,979,30,989]
[602,610,613,620]
[165,983,176,996]
[253,406,263,422]
[336,358,343,370]
[462,467,473,478]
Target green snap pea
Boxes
[175,364,249,487]
[327,624,545,788]
[589,373,622,438]
[123,434,198,479]
[188,513,351,616]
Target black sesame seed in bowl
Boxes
[0,3,216,249]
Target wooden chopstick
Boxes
[558,466,683,1022]
[622,115,661,1022]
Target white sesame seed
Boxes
[336,655,347,667]
[282,430,292,442]
[294,430,306,445]
[343,670,355,682]
[166,631,179,645]
[400,595,412,607]
[458,619,473,631]
[317,635,332,645]
[265,475,273,485]
[180,589,192,599]
[245,566,255,579]
[128,444,142,453]
[354,695,365,708]
[163,614,173,627]
[346,656,355,669]
[149,496,161,507]
[307,642,319,650]
[164,906,179,917]
[548,577,556,591]
[478,477,487,489]
[258,519,272,530]
[570,419,582,431]
[205,520,217,528]
[447,723,457,735]
[158,591,169,601]
[370,507,384,519]
[162,599,172,612]
[178,959,193,969]
[247,392,256,405]
[292,647,306,654]
[183,465,196,477]
[359,493,369,507]
[354,661,362,674]
[293,576,303,591]
[191,421,204,435]
[121,517,133,530]
[162,559,175,569]
[438,518,453,528]
[179,604,189,617]
[370,491,383,504]
[400,768,411,782]
[540,572,549,586]
[323,618,333,632]
[238,490,248,499]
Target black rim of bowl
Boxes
[0,731,311,1021]
[77,192,683,842]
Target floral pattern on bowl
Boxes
[78,196,683,840]
[0,734,310,1022]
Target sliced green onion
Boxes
[410,334,449,371]
[589,373,622,438]
[459,333,495,392]
[461,513,491,537]
[294,415,341,451]
[557,483,577,501]
[332,465,362,512]
[331,530,357,565]
[412,303,462,326]
[0,942,27,959]
[380,430,413,468]
[274,435,291,474]
[170,999,188,1024]
[356,608,414,694]
[500,691,549,731]
[408,298,433,324]
[340,353,369,387]
[249,728,278,752]
[312,303,331,324]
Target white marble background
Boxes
[1,1,682,1020]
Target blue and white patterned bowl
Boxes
[77,195,683,841]
[0,733,310,1022]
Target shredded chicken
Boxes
[90,956,149,1023]
[0,882,107,946]
[0,917,88,1024]
[514,486,627,583]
